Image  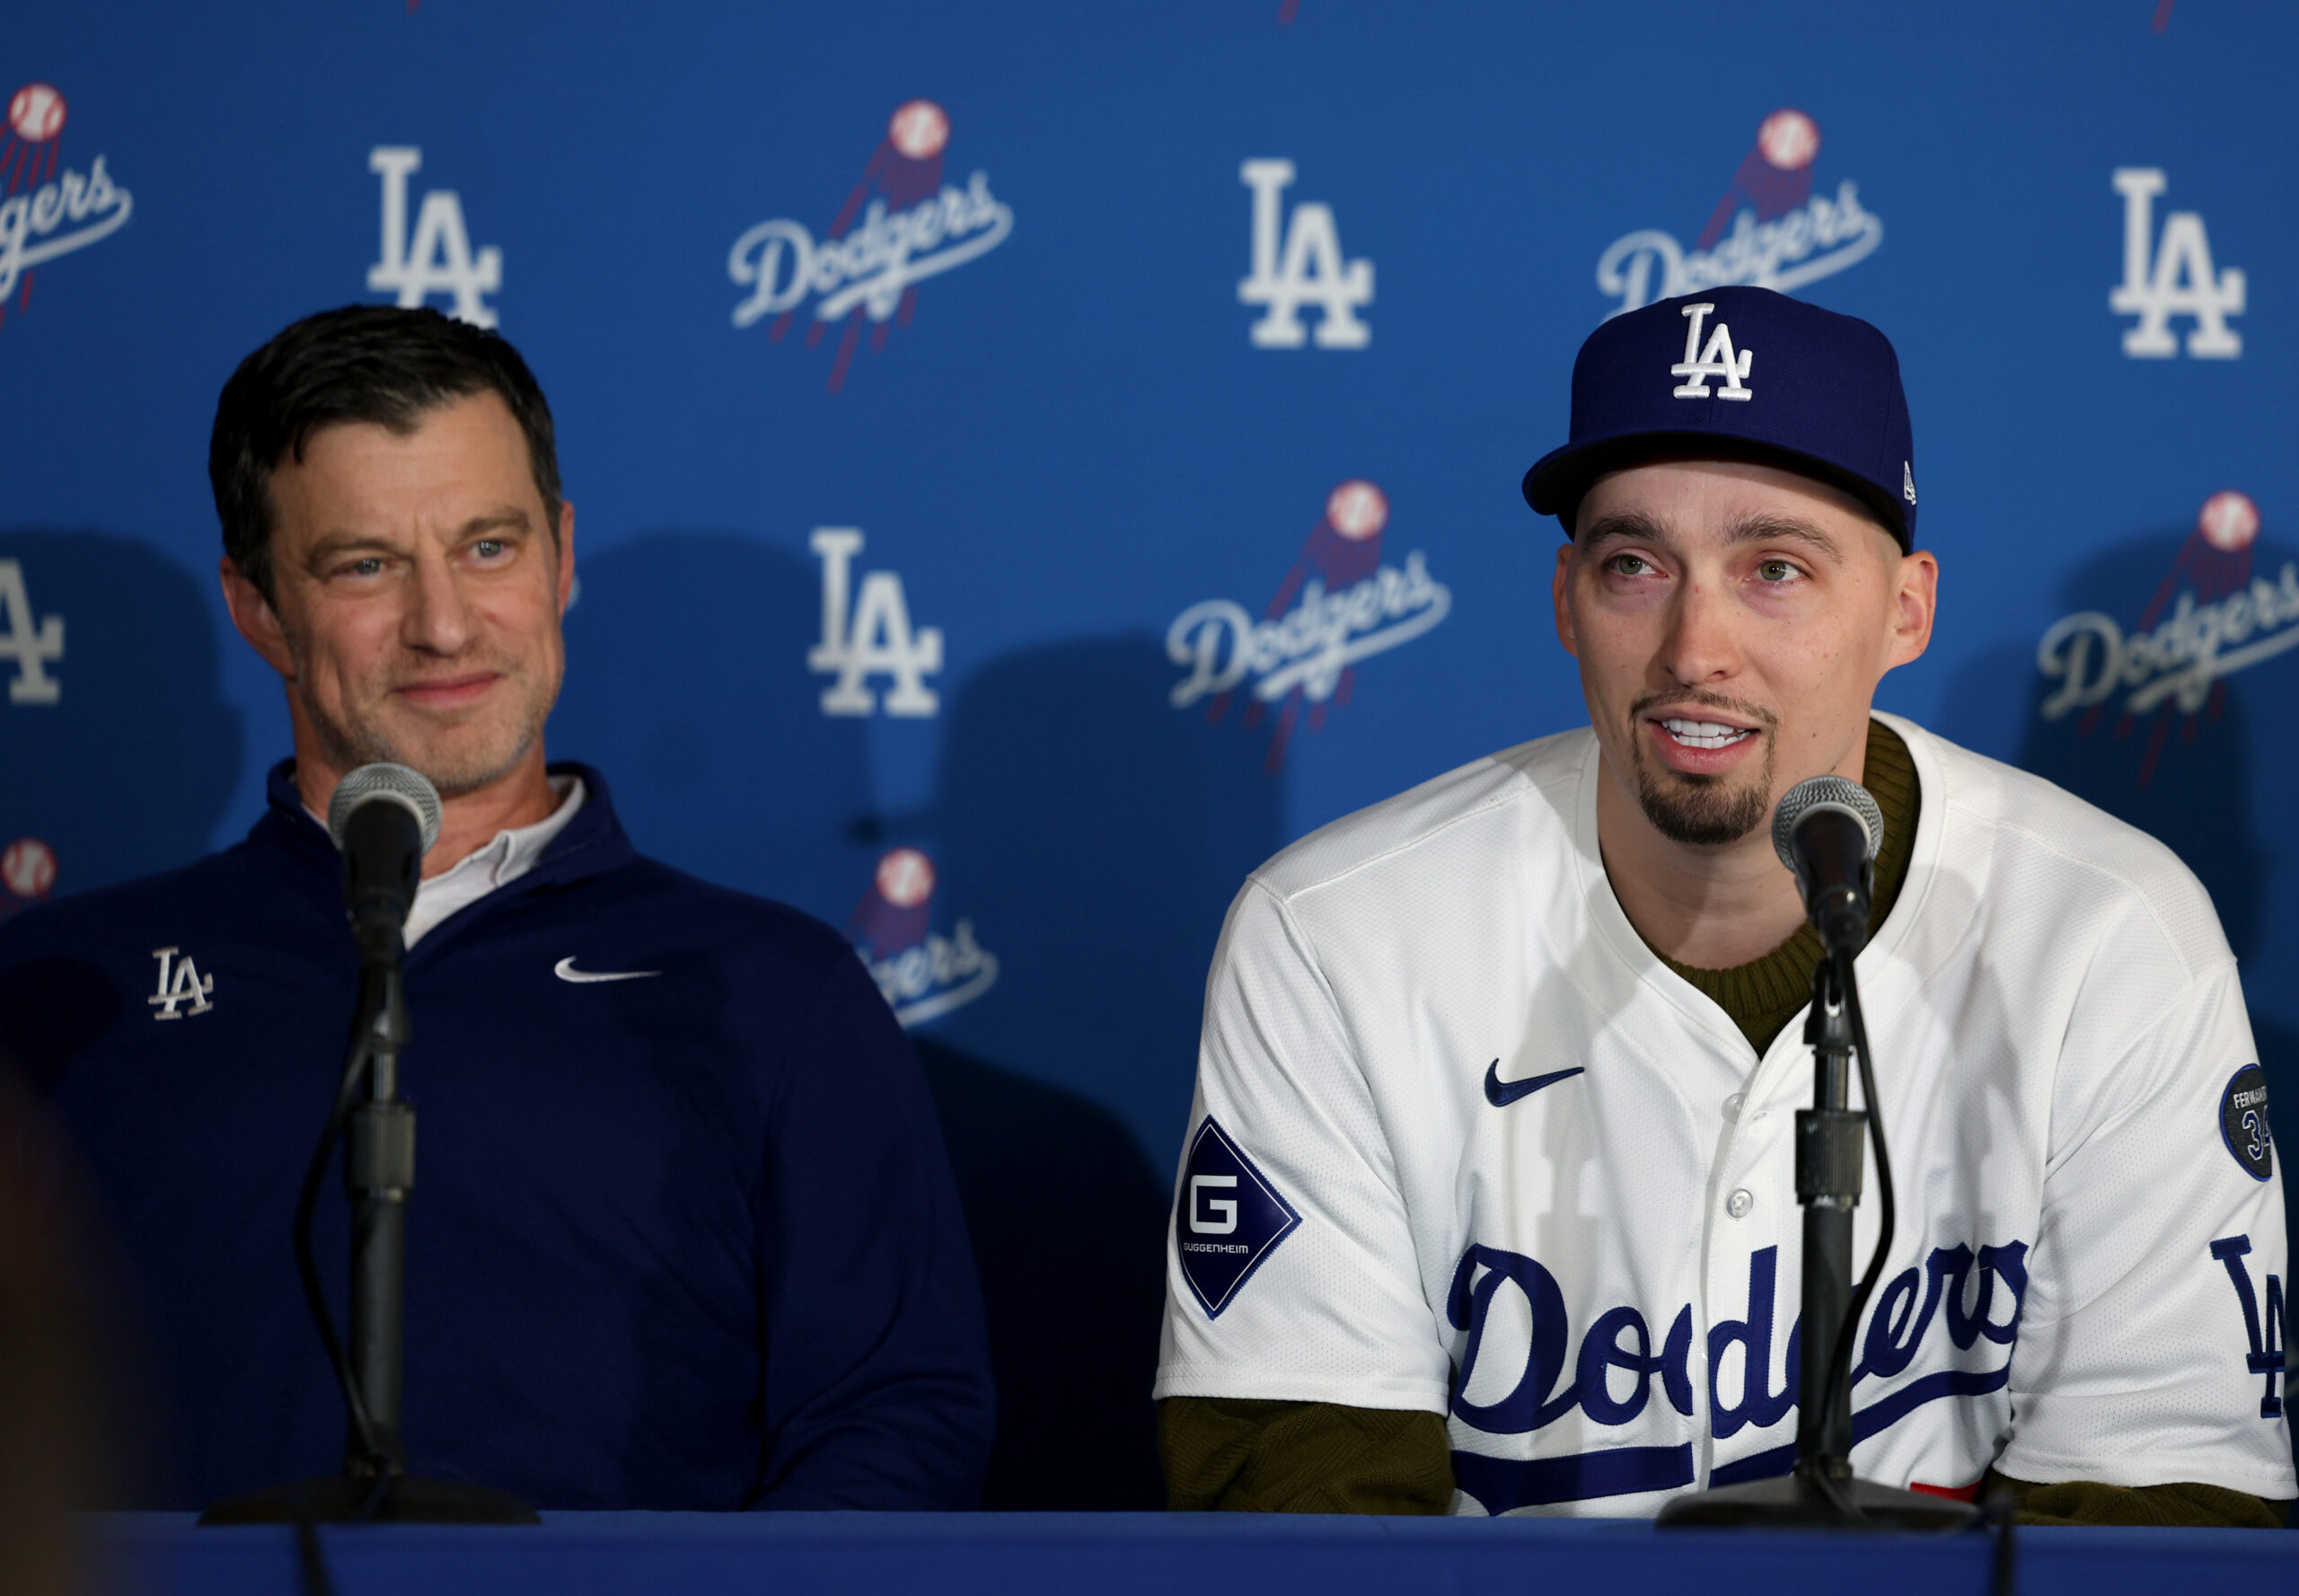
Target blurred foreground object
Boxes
[0,1073,132,1596]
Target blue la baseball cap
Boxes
[1522,286,1917,549]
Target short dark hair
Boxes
[209,305,562,604]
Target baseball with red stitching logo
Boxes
[1,838,57,900]
[7,82,66,142]
[1326,480,1389,541]
[1757,109,1818,172]
[876,847,937,909]
[887,100,950,162]
[2198,490,2259,553]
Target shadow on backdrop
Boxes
[915,1040,1171,1510]
[891,633,1289,1509]
[1947,532,2296,1485]
[0,532,242,918]
[552,555,1290,1505]
[547,532,877,922]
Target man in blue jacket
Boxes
[0,305,994,1511]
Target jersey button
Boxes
[1726,1187,1755,1220]
[1723,1092,1746,1122]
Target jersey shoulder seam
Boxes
[1249,736,1578,908]
[1930,742,2224,982]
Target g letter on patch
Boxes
[1176,1117,1302,1318]
[2221,1063,2273,1182]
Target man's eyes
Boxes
[330,541,511,578]
[1599,553,1805,583]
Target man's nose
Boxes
[400,551,477,656]
[1655,573,1743,686]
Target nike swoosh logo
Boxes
[1484,1059,1586,1107]
[553,957,661,984]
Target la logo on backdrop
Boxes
[366,146,503,327]
[1238,158,1373,348]
[2110,167,2243,358]
[1167,481,1450,772]
[0,82,133,331]
[1595,109,1881,318]
[2036,491,2296,787]
[806,527,945,718]
[727,100,1014,392]
[847,847,999,1027]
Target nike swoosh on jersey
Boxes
[1484,1059,1586,1107]
[552,957,661,983]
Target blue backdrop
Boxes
[1,1,2291,1507]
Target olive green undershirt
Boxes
[1656,719,1918,1056]
[1162,721,2290,1526]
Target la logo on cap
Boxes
[1670,302,1754,401]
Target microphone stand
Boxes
[341,942,412,1478]
[1657,948,1976,1530]
[203,919,535,1526]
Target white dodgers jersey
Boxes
[1156,715,2293,1514]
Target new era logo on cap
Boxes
[1524,285,1917,548]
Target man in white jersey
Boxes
[1155,286,2293,1524]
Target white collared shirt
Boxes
[308,775,586,948]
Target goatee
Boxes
[1626,692,1778,846]
[1634,764,1774,846]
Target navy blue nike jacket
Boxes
[0,762,993,1511]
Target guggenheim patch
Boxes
[1176,1117,1301,1318]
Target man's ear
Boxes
[1883,545,1939,673]
[219,559,297,681]
[554,499,576,617]
[1553,542,1580,658]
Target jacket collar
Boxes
[255,758,638,896]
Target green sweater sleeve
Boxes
[1159,1397,1453,1513]
[1985,1469,2291,1529]
[1158,1398,2290,1524]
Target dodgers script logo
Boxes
[848,847,999,1027]
[1595,109,1881,319]
[0,83,133,329]
[729,100,1013,392]
[2036,492,2297,786]
[1447,1237,2026,1512]
[1167,481,1449,772]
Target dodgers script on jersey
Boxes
[1156,716,2293,1515]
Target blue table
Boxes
[102,1512,2296,1596]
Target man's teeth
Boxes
[1660,718,1754,749]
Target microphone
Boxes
[326,763,443,956]
[1770,775,1885,956]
